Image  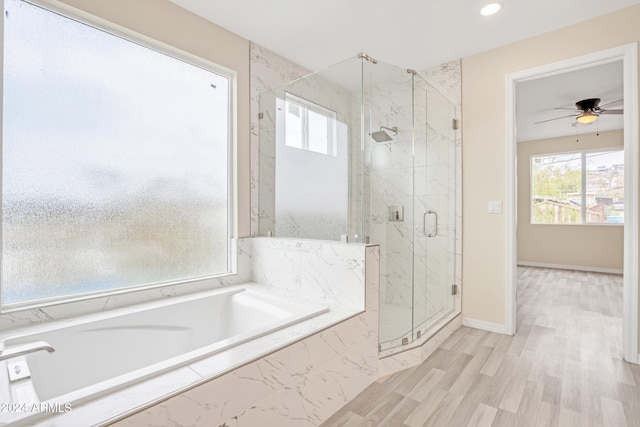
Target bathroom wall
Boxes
[517,130,624,271]
[461,3,640,327]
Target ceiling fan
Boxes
[534,98,624,125]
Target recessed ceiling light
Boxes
[481,2,502,16]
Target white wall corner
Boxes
[462,317,508,335]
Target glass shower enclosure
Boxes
[257,54,459,353]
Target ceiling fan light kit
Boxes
[576,111,598,124]
[533,97,624,126]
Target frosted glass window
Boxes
[308,110,330,154]
[2,0,231,306]
[284,93,336,156]
[285,103,303,149]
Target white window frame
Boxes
[284,92,337,156]
[530,147,624,226]
[0,0,237,312]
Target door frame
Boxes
[504,43,639,363]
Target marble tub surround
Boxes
[106,237,454,427]
[5,238,374,427]
[250,237,366,310]
[111,243,379,427]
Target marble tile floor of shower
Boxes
[321,266,637,427]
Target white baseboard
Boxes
[517,261,623,275]
[462,317,508,335]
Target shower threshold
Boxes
[379,309,460,357]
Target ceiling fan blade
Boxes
[600,109,624,115]
[553,107,580,111]
[599,99,623,109]
[534,114,578,124]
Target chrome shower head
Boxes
[371,126,398,143]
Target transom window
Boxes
[2,0,232,307]
[531,149,624,225]
[284,92,337,156]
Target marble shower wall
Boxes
[250,43,309,238]
[422,60,463,305]
[366,60,461,310]
[367,70,416,309]
[369,60,462,344]
[251,43,358,241]
[250,43,462,340]
[413,79,458,334]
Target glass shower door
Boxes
[412,76,457,339]
[372,64,416,350]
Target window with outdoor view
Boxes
[531,149,624,225]
[2,0,232,307]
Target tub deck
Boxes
[0,285,333,426]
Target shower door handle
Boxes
[424,210,438,237]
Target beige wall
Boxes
[462,4,640,325]
[55,0,252,237]
[517,131,624,270]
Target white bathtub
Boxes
[0,285,328,425]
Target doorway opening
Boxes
[505,43,639,363]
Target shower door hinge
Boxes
[258,112,264,119]
[452,284,458,296]
[452,118,459,130]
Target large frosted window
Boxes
[2,0,231,306]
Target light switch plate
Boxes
[488,201,502,214]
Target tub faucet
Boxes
[0,341,55,362]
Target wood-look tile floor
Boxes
[321,266,639,427]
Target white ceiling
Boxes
[169,0,635,141]
[169,0,640,71]
[516,61,624,142]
